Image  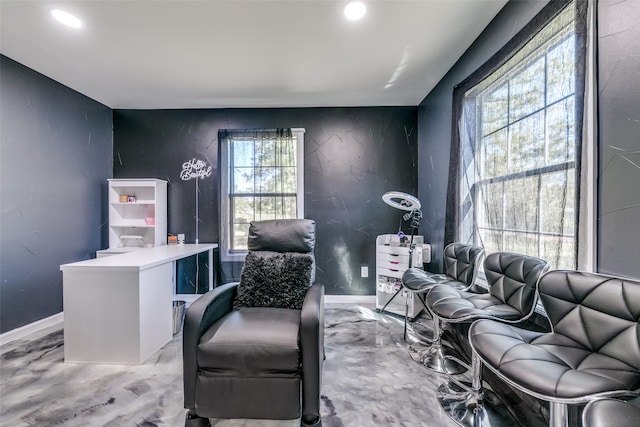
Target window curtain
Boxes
[218,128,298,282]
[444,0,588,269]
[219,128,297,222]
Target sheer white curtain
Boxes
[446,0,589,272]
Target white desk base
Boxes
[61,244,216,364]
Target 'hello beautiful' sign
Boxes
[180,159,212,181]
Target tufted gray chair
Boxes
[582,397,640,427]
[403,242,486,294]
[401,243,484,371]
[470,271,640,427]
[183,219,324,427]
[425,252,548,427]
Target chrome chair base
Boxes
[408,342,467,375]
[437,380,515,427]
[407,318,435,343]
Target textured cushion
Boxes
[538,271,640,364]
[469,270,640,403]
[470,319,640,400]
[234,251,313,310]
[483,252,548,315]
[402,268,466,293]
[583,398,640,427]
[427,286,523,322]
[443,243,485,285]
[197,307,301,376]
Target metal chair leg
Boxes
[409,316,467,374]
[549,402,568,427]
[377,285,403,314]
[409,293,435,342]
[437,352,514,427]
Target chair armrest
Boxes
[183,282,238,409]
[300,283,324,425]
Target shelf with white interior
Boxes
[110,200,156,205]
[110,222,155,228]
[108,179,167,249]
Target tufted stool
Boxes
[470,271,640,427]
[582,397,640,427]
[427,252,548,426]
[403,243,484,366]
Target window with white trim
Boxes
[219,128,305,261]
[456,2,585,271]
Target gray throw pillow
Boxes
[233,250,314,310]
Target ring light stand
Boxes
[381,191,421,212]
[378,191,423,335]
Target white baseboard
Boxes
[0,312,64,346]
[324,295,376,304]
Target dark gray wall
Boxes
[416,0,546,271]
[0,55,113,333]
[418,0,640,280]
[597,0,640,278]
[5,0,638,334]
[112,107,418,295]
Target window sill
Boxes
[221,251,248,263]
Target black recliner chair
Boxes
[183,219,324,427]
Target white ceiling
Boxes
[0,0,507,109]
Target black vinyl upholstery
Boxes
[427,252,548,323]
[582,398,640,427]
[443,243,486,286]
[402,243,484,293]
[183,219,324,427]
[470,270,640,403]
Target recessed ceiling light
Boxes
[344,2,366,21]
[50,9,83,29]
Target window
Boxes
[219,128,305,261]
[449,0,587,272]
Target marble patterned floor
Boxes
[0,304,461,427]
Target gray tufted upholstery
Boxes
[470,270,640,404]
[582,398,640,427]
[427,252,548,323]
[403,243,484,293]
[399,243,484,344]
[443,243,486,286]
[425,252,548,426]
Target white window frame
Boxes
[458,3,592,274]
[220,128,305,262]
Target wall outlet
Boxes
[361,266,369,278]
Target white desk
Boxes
[60,244,217,364]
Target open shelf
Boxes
[108,179,167,249]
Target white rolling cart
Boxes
[375,234,431,319]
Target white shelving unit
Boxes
[107,179,167,249]
[375,234,430,319]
